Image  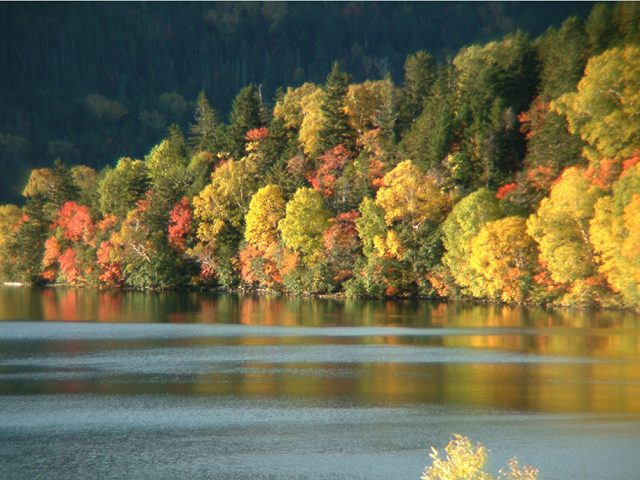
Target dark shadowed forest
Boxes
[1,1,595,203]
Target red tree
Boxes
[168,197,192,252]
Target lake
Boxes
[0,286,639,479]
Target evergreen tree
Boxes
[537,17,591,102]
[585,3,619,54]
[397,51,437,136]
[11,195,50,284]
[317,62,355,155]
[226,85,265,158]
[189,91,225,154]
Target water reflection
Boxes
[1,288,640,480]
[0,287,638,360]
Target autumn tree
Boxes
[245,185,286,249]
[0,204,23,281]
[239,184,289,288]
[323,210,362,286]
[168,197,193,253]
[309,145,354,213]
[279,187,331,263]
[98,158,150,219]
[526,166,608,305]
[590,160,640,309]
[554,45,640,168]
[422,435,538,480]
[469,216,539,302]
[442,188,504,297]
[191,156,258,286]
[373,160,447,294]
[22,160,80,219]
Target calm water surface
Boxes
[0,287,639,479]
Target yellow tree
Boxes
[469,216,539,302]
[554,45,640,167]
[297,87,326,157]
[193,157,258,243]
[527,166,607,305]
[344,78,398,136]
[191,156,258,286]
[422,435,537,480]
[442,188,504,296]
[590,161,640,308]
[273,83,318,132]
[375,160,446,231]
[244,184,286,249]
[374,160,447,295]
[278,187,331,264]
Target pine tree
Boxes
[317,61,355,155]
[397,51,436,135]
[537,17,591,102]
[226,85,265,158]
[11,195,50,284]
[189,91,225,154]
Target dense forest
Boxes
[1,2,640,310]
[0,1,595,204]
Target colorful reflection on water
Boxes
[0,287,639,480]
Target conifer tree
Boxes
[397,51,436,135]
[317,62,355,155]
[226,85,265,158]
[189,91,225,154]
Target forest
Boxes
[1,2,639,310]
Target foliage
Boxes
[376,160,445,230]
[244,185,286,250]
[421,435,537,480]
[469,217,539,302]
[2,4,640,305]
[591,161,640,308]
[279,187,331,264]
[554,45,640,166]
[526,167,608,305]
[442,189,504,297]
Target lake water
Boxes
[0,287,639,479]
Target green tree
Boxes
[189,91,225,154]
[98,158,150,220]
[397,51,437,134]
[145,125,189,185]
[226,85,265,158]
[317,61,356,154]
[554,45,640,167]
[537,17,591,102]
[449,32,539,188]
[9,195,49,284]
[442,188,504,296]
[279,187,331,264]
[590,161,640,309]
